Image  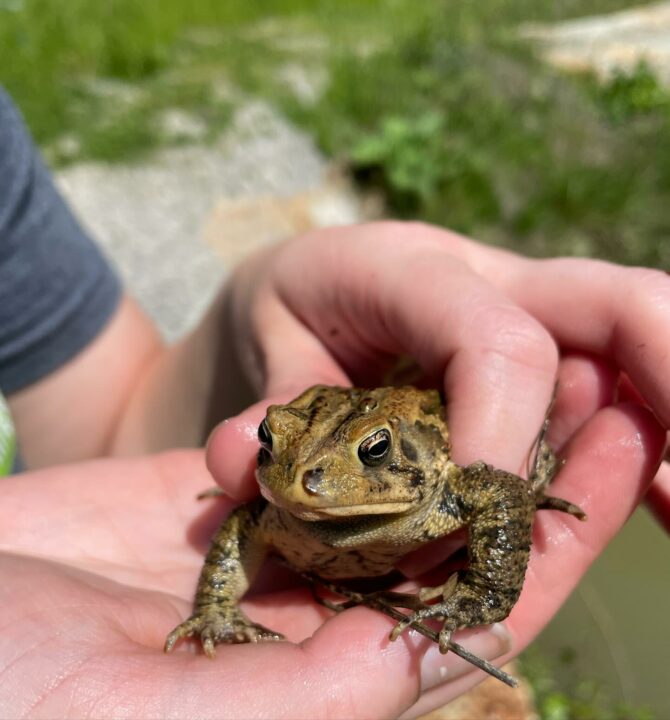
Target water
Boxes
[536,507,670,714]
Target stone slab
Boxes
[522,2,670,84]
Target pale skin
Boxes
[3,222,670,718]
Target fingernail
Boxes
[419,623,513,691]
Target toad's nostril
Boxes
[302,467,324,496]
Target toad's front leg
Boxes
[164,498,283,657]
[391,462,537,653]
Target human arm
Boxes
[0,85,254,467]
[8,283,262,466]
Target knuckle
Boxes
[372,219,463,253]
[374,219,411,236]
[624,267,670,308]
[473,304,558,374]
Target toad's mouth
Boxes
[259,485,413,519]
[311,502,415,516]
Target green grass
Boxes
[0,0,386,160]
[278,3,670,268]
[2,0,665,267]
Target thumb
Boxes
[148,607,510,719]
[205,395,281,501]
[258,297,351,398]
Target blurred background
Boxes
[2,0,669,717]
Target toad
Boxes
[165,385,584,660]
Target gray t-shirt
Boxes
[0,87,121,394]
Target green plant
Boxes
[3,0,668,267]
[520,647,656,720]
[352,113,446,201]
[596,62,670,121]
[288,2,670,269]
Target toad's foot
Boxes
[367,589,427,610]
[535,493,587,520]
[196,486,226,500]
[389,579,504,654]
[390,604,454,654]
[164,604,284,657]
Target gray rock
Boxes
[522,2,670,85]
[55,102,330,341]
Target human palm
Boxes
[0,452,348,717]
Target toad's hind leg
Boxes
[529,440,562,493]
[308,577,426,613]
[391,462,536,653]
[530,441,586,520]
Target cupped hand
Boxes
[0,452,444,719]
[0,401,664,719]
[207,222,670,529]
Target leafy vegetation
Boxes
[284,10,670,268]
[3,0,665,267]
[0,0,382,159]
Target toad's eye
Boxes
[358,429,391,467]
[258,419,273,451]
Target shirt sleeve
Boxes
[0,86,122,394]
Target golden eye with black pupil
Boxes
[358,429,391,467]
[258,419,272,451]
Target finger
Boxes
[229,246,352,398]
[403,400,666,720]
[0,451,224,594]
[300,608,510,716]
[645,460,670,533]
[156,614,418,720]
[211,309,588,506]
[0,555,320,719]
[207,351,615,526]
[494,258,670,429]
[274,224,559,474]
[152,570,509,716]
[205,394,294,500]
[398,354,618,581]
[400,402,667,719]
[548,353,617,449]
[0,450,213,548]
[371,228,670,433]
[255,295,352,398]
[121,605,509,719]
[504,402,664,656]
